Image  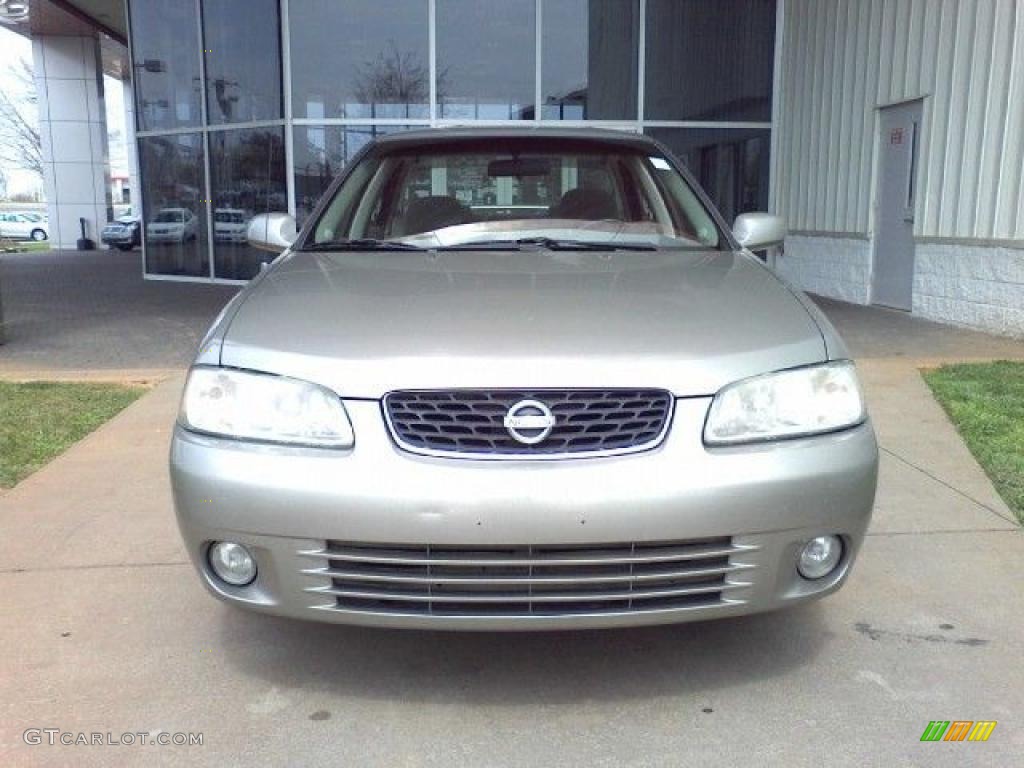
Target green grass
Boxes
[0,381,146,488]
[0,240,51,253]
[922,361,1024,523]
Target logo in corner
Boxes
[920,720,997,742]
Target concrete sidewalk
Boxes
[1,359,1021,767]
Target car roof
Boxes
[372,126,661,152]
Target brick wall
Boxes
[776,234,1024,338]
[775,235,872,305]
[913,244,1024,337]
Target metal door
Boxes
[871,100,922,310]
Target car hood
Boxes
[219,249,826,398]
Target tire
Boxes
[116,244,133,251]
[30,228,47,241]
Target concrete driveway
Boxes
[1,266,1022,765]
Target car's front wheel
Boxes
[30,228,47,241]
[116,244,133,251]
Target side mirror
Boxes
[247,212,297,253]
[733,212,786,250]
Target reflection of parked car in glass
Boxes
[101,215,142,251]
[0,212,48,241]
[146,208,198,243]
[213,208,248,243]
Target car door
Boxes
[11,214,32,238]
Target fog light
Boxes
[797,535,842,580]
[208,541,257,586]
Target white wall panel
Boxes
[774,0,1024,241]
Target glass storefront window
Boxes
[130,0,202,132]
[202,0,283,124]
[644,0,775,121]
[541,0,639,120]
[647,127,770,225]
[209,127,287,280]
[437,0,535,119]
[139,134,209,277]
[293,125,413,224]
[290,0,429,120]
[127,0,777,282]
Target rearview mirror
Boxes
[247,212,297,253]
[733,213,786,250]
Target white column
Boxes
[121,77,140,216]
[32,34,112,249]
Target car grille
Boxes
[384,389,673,458]
[300,538,754,617]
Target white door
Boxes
[871,100,922,310]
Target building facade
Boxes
[7,0,1023,336]
[125,0,776,282]
[773,0,1024,336]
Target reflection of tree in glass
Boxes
[353,42,446,113]
[143,137,202,210]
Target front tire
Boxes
[30,228,47,241]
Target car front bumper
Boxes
[170,397,878,630]
[102,233,134,245]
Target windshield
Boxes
[155,210,184,223]
[307,138,721,250]
[215,211,244,223]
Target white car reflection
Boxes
[213,208,249,243]
[147,208,199,243]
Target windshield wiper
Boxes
[437,237,656,252]
[302,238,426,251]
[513,237,656,251]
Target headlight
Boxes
[704,361,866,445]
[180,367,354,448]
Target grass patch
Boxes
[922,361,1024,523]
[0,240,51,253]
[0,381,146,488]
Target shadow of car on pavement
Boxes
[218,602,831,706]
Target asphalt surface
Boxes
[1,249,1022,766]
[0,249,237,373]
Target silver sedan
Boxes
[171,128,877,630]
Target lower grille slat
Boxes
[305,563,742,586]
[313,582,740,604]
[303,538,754,618]
[303,542,740,568]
